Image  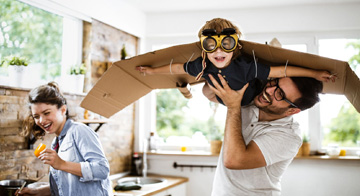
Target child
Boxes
[136,18,335,106]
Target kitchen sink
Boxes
[117,177,166,186]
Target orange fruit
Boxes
[34,143,46,157]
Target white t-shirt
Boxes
[211,104,302,196]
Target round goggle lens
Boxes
[221,37,236,51]
[203,37,217,52]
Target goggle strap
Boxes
[252,50,258,78]
[195,51,207,81]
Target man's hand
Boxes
[207,74,249,109]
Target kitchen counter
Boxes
[111,174,188,196]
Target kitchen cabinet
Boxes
[151,183,186,196]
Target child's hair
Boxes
[198,18,242,58]
[22,81,69,139]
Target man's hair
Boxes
[290,77,323,111]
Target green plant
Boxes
[70,63,86,75]
[209,125,223,141]
[303,134,310,143]
[121,44,127,60]
[0,55,29,67]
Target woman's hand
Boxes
[207,74,249,109]
[15,187,38,196]
[15,186,51,196]
[38,148,65,170]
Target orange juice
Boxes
[34,143,46,157]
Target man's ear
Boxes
[286,108,301,116]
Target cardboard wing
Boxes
[80,42,204,118]
[81,40,360,118]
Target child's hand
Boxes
[315,70,337,82]
[135,66,154,75]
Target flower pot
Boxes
[210,140,222,154]
[8,65,27,87]
[67,74,84,93]
[302,142,311,156]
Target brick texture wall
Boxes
[0,86,134,180]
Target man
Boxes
[207,74,324,196]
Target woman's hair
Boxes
[22,82,69,139]
[198,18,242,58]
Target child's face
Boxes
[206,48,233,69]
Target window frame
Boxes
[6,0,88,92]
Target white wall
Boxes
[144,3,360,50]
[147,155,360,196]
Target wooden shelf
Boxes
[77,119,110,132]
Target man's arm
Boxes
[136,63,186,75]
[269,66,336,82]
[208,74,266,169]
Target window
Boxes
[0,0,82,91]
[154,83,226,151]
[318,38,360,148]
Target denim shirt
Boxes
[49,119,112,196]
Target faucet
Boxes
[142,139,148,178]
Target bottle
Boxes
[130,152,142,176]
[149,132,158,152]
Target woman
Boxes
[18,82,112,196]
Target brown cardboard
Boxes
[81,40,360,118]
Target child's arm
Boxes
[136,63,186,75]
[269,66,336,82]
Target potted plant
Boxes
[0,55,29,87]
[208,102,223,154]
[69,63,86,93]
[121,44,127,60]
[301,134,311,156]
[209,125,223,154]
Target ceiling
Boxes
[123,0,360,13]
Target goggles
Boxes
[200,28,239,53]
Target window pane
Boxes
[319,38,360,148]
[155,83,226,147]
[0,0,63,88]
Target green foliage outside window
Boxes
[323,40,360,147]
[156,88,224,141]
[0,0,63,80]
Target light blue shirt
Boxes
[49,119,112,196]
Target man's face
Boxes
[254,77,301,116]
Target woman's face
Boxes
[31,103,67,136]
[206,47,233,69]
